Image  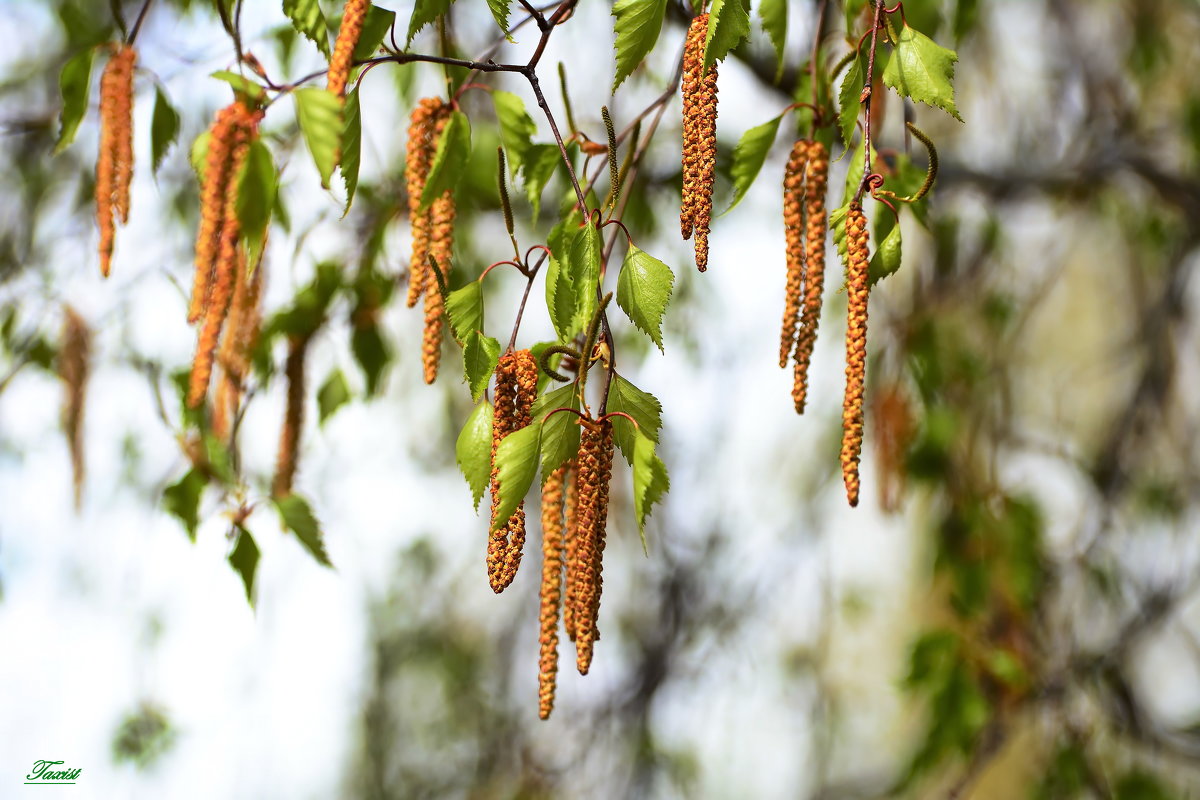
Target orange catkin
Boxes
[404,98,447,309]
[537,465,568,720]
[841,204,871,507]
[272,334,311,498]
[487,350,536,592]
[327,0,371,97]
[213,249,265,441]
[59,307,91,510]
[680,13,718,272]
[562,458,581,642]
[779,140,810,368]
[572,417,614,676]
[422,175,455,384]
[792,141,829,414]
[95,45,136,277]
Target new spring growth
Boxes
[96,45,136,278]
[841,204,871,507]
[538,465,568,720]
[680,13,718,272]
[602,106,619,212]
[793,141,829,415]
[327,0,370,97]
[487,350,538,592]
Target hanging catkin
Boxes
[572,417,614,676]
[841,204,871,507]
[404,98,447,309]
[792,141,829,414]
[96,45,136,277]
[680,13,718,272]
[562,457,581,642]
[779,140,809,368]
[272,333,311,498]
[59,307,91,511]
[213,248,265,441]
[486,350,536,592]
[423,157,455,384]
[537,465,568,720]
[327,0,370,97]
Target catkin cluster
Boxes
[537,465,569,720]
[96,45,136,278]
[841,205,871,507]
[680,13,718,273]
[212,247,265,442]
[487,350,538,592]
[790,141,829,414]
[567,418,614,676]
[327,0,370,97]
[272,333,311,498]
[404,98,456,384]
[187,99,262,410]
[59,307,91,511]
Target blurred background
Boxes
[2,0,1200,797]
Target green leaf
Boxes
[485,0,511,37]
[844,0,868,35]
[868,215,902,285]
[273,494,333,567]
[521,143,562,221]
[202,432,236,485]
[163,468,206,542]
[210,70,266,102]
[837,51,865,147]
[544,254,576,341]
[605,374,662,463]
[611,0,668,91]
[456,400,494,511]
[227,525,260,606]
[704,0,751,72]
[407,0,456,45]
[726,113,782,212]
[150,87,181,176]
[446,280,484,344]
[353,6,397,60]
[189,130,211,178]
[535,385,581,480]
[236,139,276,266]
[493,90,536,177]
[340,86,362,215]
[491,423,541,531]
[567,222,603,333]
[351,323,390,396]
[420,110,471,210]
[282,0,331,58]
[632,430,669,549]
[462,331,501,403]
[882,24,962,121]
[317,368,351,424]
[294,87,343,189]
[55,48,94,154]
[759,0,787,78]
[616,245,674,352]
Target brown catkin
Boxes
[537,465,568,720]
[59,307,91,510]
[272,334,311,498]
[213,248,265,441]
[487,351,535,593]
[404,98,447,309]
[562,459,581,642]
[680,14,718,272]
[111,46,136,224]
[779,140,810,368]
[792,141,829,414]
[422,178,455,383]
[573,418,614,675]
[841,205,870,507]
[327,0,370,97]
[95,45,135,277]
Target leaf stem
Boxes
[854,0,887,205]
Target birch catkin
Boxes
[327,0,370,97]
[572,418,614,676]
[538,465,568,720]
[423,176,455,384]
[487,350,536,593]
[562,458,581,642]
[404,98,446,309]
[60,307,91,510]
[841,205,871,507]
[213,249,264,440]
[96,45,136,278]
[272,334,311,498]
[780,141,809,368]
[680,13,718,272]
[792,141,829,414]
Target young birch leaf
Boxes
[726,113,783,212]
[568,223,603,333]
[420,110,471,210]
[462,330,501,402]
[544,255,577,341]
[882,25,962,121]
[616,246,674,352]
[830,202,850,260]
[493,90,536,176]
[632,430,669,549]
[55,48,94,153]
[611,0,668,91]
[352,323,390,396]
[353,6,397,60]
[869,219,902,285]
[282,0,331,58]
[704,0,751,72]
[446,280,484,344]
[273,494,333,567]
[535,385,581,480]
[236,139,276,265]
[521,143,561,222]
[211,70,267,102]
[485,0,511,38]
[491,423,541,531]
[759,0,787,77]
[163,468,206,542]
[341,86,362,215]
[150,87,181,175]
[190,130,211,178]
[228,525,260,606]
[605,375,663,463]
[407,0,456,45]
[456,400,494,510]
[294,87,342,188]
[838,52,865,147]
[317,368,351,424]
